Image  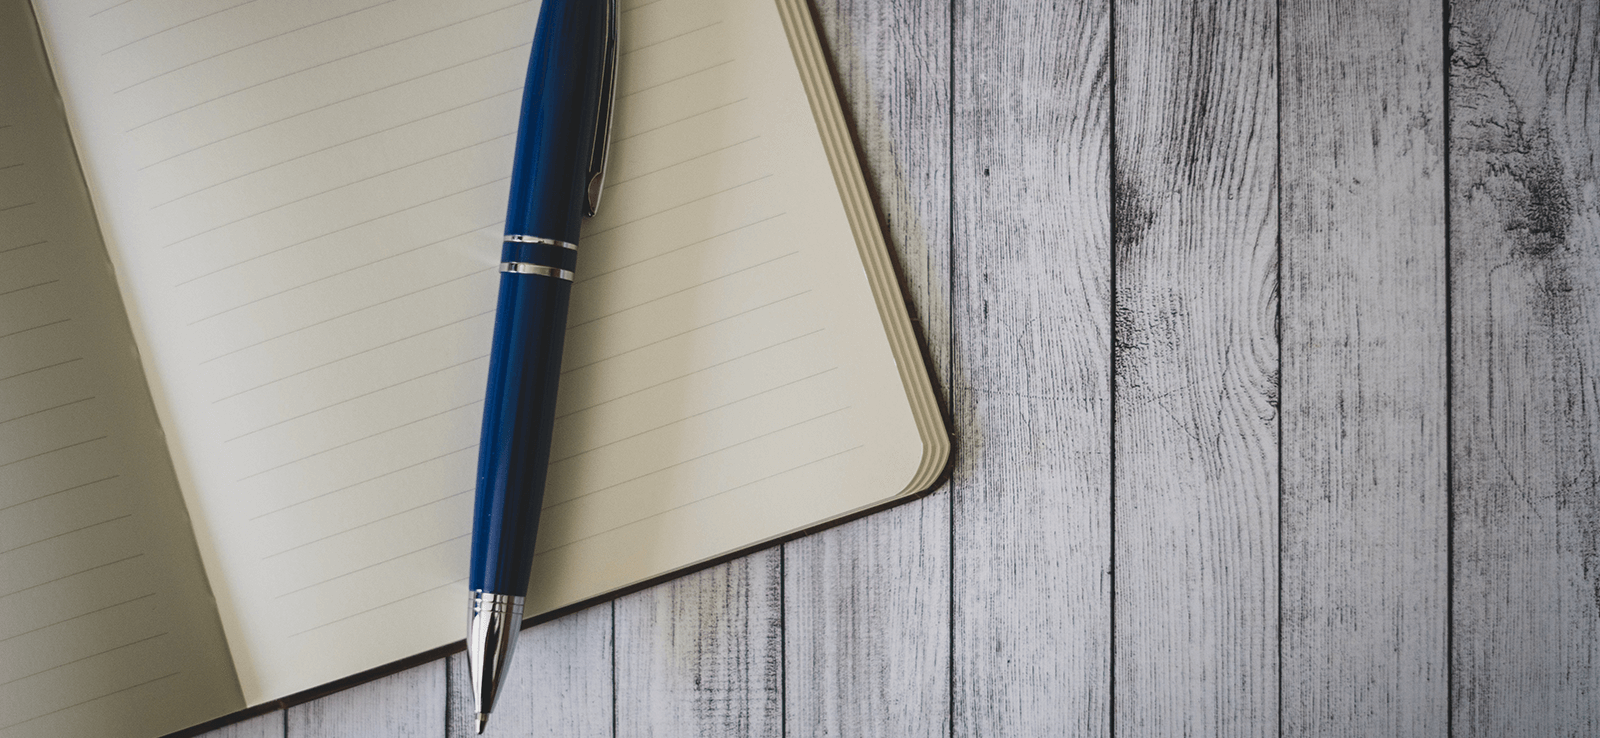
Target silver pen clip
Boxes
[583,0,619,218]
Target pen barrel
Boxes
[503,0,612,244]
[469,266,574,595]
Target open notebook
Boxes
[0,0,947,734]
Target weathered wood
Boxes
[286,662,445,738]
[1111,0,1279,734]
[1277,0,1449,735]
[445,605,612,737]
[614,549,782,737]
[948,0,1112,735]
[782,0,953,736]
[199,711,284,738]
[1449,0,1600,735]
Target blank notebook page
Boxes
[34,0,924,704]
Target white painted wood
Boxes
[783,0,953,736]
[285,662,445,738]
[614,549,782,737]
[1277,0,1449,735]
[1111,0,1279,735]
[445,605,613,737]
[1449,0,1600,735]
[948,0,1112,735]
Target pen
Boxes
[465,0,618,733]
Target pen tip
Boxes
[476,713,489,734]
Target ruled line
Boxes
[173,176,507,287]
[0,162,23,171]
[151,88,520,208]
[540,445,863,555]
[101,0,256,56]
[621,0,669,13]
[621,20,719,57]
[88,0,139,18]
[0,436,106,471]
[0,592,156,646]
[0,633,168,688]
[618,97,749,143]
[138,42,528,170]
[0,671,179,732]
[249,444,476,521]
[620,59,735,100]
[0,318,70,342]
[189,223,499,325]
[548,407,848,500]
[236,400,481,482]
[262,489,471,560]
[0,514,130,558]
[583,211,786,281]
[554,328,824,421]
[213,310,493,403]
[0,240,48,256]
[569,250,797,330]
[605,135,759,188]
[0,202,36,214]
[0,279,58,298]
[0,475,118,515]
[551,367,836,465]
[115,0,408,93]
[0,396,95,428]
[561,289,810,374]
[161,133,512,249]
[0,357,81,385]
[0,553,141,602]
[585,173,771,240]
[125,0,533,133]
[287,578,462,638]
[275,534,466,599]
[225,354,487,443]
[198,268,487,365]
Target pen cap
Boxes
[503,0,612,244]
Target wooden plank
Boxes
[614,550,782,737]
[199,711,285,738]
[286,662,445,738]
[1449,1,1600,735]
[445,605,613,737]
[1277,0,1449,735]
[947,0,1112,735]
[782,0,953,736]
[1110,0,1279,734]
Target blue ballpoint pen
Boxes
[465,0,618,732]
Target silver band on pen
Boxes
[500,262,574,281]
[504,235,577,250]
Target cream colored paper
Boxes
[32,0,931,705]
[0,2,242,735]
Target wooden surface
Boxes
[201,0,1600,735]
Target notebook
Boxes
[0,0,948,734]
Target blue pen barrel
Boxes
[467,0,611,599]
[470,264,573,595]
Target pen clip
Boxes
[584,0,619,218]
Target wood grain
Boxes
[199,712,284,738]
[1277,0,1449,735]
[286,662,444,738]
[614,549,782,737]
[1111,0,1279,734]
[948,0,1112,735]
[445,605,613,737]
[1449,0,1600,735]
[782,1,953,737]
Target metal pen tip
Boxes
[476,713,489,734]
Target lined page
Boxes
[0,2,241,735]
[34,0,926,704]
